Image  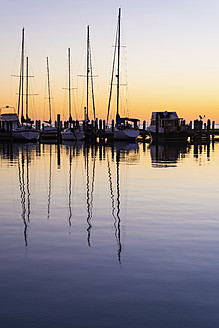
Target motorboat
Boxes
[147,111,191,142]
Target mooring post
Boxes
[134,120,137,129]
[143,120,146,131]
[207,119,210,142]
[212,121,215,141]
[95,119,98,133]
[155,113,159,144]
[57,114,61,142]
[103,120,106,132]
[112,120,114,132]
[91,120,94,134]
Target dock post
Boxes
[99,119,102,143]
[207,119,210,143]
[57,114,61,143]
[134,120,137,129]
[112,120,114,132]
[91,120,94,133]
[95,119,98,133]
[99,119,102,131]
[212,121,215,142]
[103,120,106,132]
[143,120,146,131]
[155,113,159,144]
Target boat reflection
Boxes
[149,142,190,168]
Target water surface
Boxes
[0,141,219,327]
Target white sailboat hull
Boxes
[40,126,58,141]
[61,128,84,141]
[13,127,39,141]
[113,127,139,141]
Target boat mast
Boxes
[46,57,52,125]
[26,56,28,120]
[68,48,72,122]
[116,8,121,118]
[18,28,25,123]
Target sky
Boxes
[1,0,219,123]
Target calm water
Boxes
[0,141,219,328]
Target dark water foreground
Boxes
[0,141,218,328]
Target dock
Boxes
[0,114,218,144]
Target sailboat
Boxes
[107,8,139,141]
[77,25,97,141]
[61,48,84,141]
[13,28,39,141]
[40,57,58,141]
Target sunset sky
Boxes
[1,0,219,123]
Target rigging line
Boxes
[46,57,52,124]
[21,28,25,121]
[26,57,29,119]
[117,8,121,118]
[107,28,118,125]
[17,48,22,117]
[68,48,72,121]
[86,25,90,121]
[90,49,96,120]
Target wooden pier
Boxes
[138,119,219,144]
[0,114,218,145]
